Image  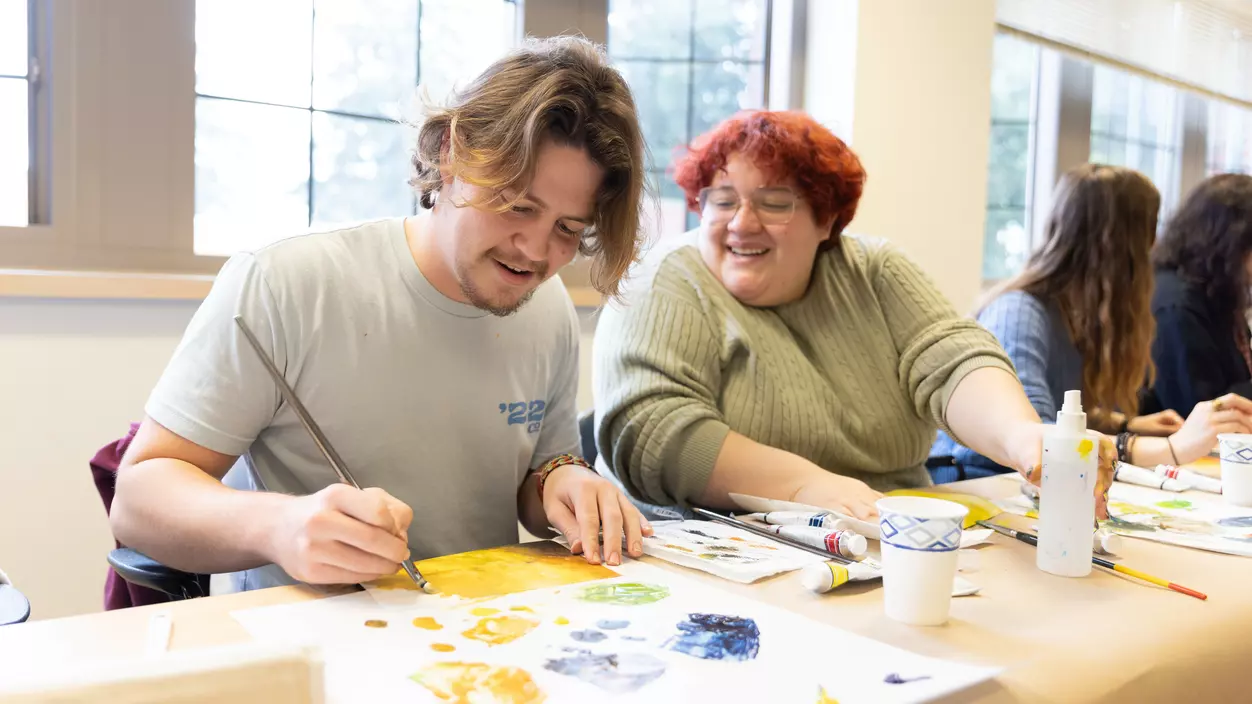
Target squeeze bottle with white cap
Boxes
[1037,390,1098,577]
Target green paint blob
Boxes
[577,582,671,606]
[1156,499,1193,510]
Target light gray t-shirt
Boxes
[145,217,581,591]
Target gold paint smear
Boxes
[461,615,539,646]
[510,606,535,613]
[413,616,443,630]
[411,662,545,704]
[363,619,387,628]
[369,542,616,599]
[471,607,501,616]
[431,643,456,653]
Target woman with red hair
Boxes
[593,110,1110,520]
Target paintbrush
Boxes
[977,520,1206,601]
[691,507,854,564]
[233,315,435,594]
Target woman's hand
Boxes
[1005,423,1115,520]
[1126,409,1184,436]
[1168,394,1252,464]
[792,474,884,521]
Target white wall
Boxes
[805,0,998,313]
[0,298,197,619]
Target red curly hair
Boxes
[672,110,866,249]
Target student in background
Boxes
[1148,174,1252,415]
[111,37,651,592]
[931,165,1252,480]
[592,110,1114,523]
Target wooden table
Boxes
[3,474,1251,702]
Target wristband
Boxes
[535,453,592,501]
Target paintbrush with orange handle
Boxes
[978,521,1206,601]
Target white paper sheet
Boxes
[232,559,1000,703]
[1104,483,1252,558]
[641,519,827,583]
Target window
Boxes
[0,0,29,227]
[1089,64,1181,210]
[982,33,1040,281]
[193,0,516,256]
[608,0,769,238]
[1206,100,1252,175]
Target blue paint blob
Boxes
[667,613,760,661]
[570,629,607,643]
[1217,516,1252,528]
[597,619,630,630]
[544,649,667,693]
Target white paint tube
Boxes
[1093,528,1122,556]
[761,524,868,558]
[1113,462,1188,492]
[799,561,881,593]
[739,510,840,529]
[1154,465,1223,494]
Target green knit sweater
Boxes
[592,234,1015,507]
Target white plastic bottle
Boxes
[1037,390,1097,577]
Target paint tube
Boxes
[739,510,840,529]
[1113,462,1187,492]
[799,561,880,593]
[1093,527,1122,556]
[1154,465,1223,494]
[761,524,868,558]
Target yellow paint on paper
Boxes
[369,542,616,599]
[886,489,1001,528]
[554,616,569,625]
[1077,438,1094,460]
[363,619,388,628]
[471,607,501,616]
[461,615,539,646]
[431,643,456,653]
[663,543,693,553]
[509,606,534,613]
[816,686,840,703]
[413,616,444,630]
[411,662,545,704]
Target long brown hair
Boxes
[982,164,1160,415]
[1153,173,1252,330]
[410,36,648,300]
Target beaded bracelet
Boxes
[1115,432,1131,463]
[535,453,592,501]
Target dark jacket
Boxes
[1145,268,1252,414]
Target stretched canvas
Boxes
[232,543,1000,703]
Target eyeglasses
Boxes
[697,186,798,226]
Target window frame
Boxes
[608,0,773,235]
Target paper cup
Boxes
[1218,434,1252,507]
[877,496,969,626]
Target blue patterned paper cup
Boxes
[1218,433,1252,507]
[876,496,969,626]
